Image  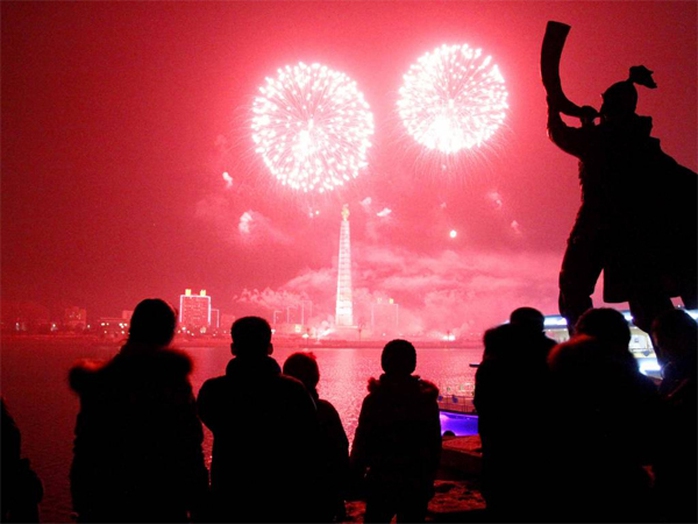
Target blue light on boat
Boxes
[440,411,479,437]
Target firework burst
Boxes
[397,44,508,154]
[251,62,374,193]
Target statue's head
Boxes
[601,81,638,120]
[601,66,656,121]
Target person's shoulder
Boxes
[276,373,308,394]
[150,347,193,376]
[68,358,109,394]
[317,397,340,417]
[366,376,381,394]
[199,374,228,393]
[418,378,440,400]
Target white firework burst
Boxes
[251,62,374,193]
[397,44,508,154]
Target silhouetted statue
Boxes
[1,399,43,523]
[283,352,350,522]
[196,316,321,523]
[545,308,661,522]
[69,298,208,523]
[350,339,441,523]
[650,309,697,523]
[543,23,697,335]
[474,308,555,522]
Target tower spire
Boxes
[335,204,353,327]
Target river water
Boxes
[1,337,482,523]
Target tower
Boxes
[335,204,354,327]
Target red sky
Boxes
[2,1,696,336]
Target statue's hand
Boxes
[579,105,599,126]
[579,105,598,118]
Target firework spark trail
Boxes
[397,44,508,154]
[251,62,374,193]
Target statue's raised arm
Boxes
[541,21,589,118]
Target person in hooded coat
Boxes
[474,308,556,522]
[350,339,441,523]
[69,298,208,523]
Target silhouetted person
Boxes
[1,398,43,523]
[474,308,555,522]
[283,352,350,522]
[509,306,557,358]
[546,308,660,522]
[350,339,441,523]
[575,307,640,368]
[650,309,697,523]
[197,316,321,523]
[69,298,208,523]
[548,66,697,335]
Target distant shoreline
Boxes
[1,333,484,350]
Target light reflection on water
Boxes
[1,338,482,523]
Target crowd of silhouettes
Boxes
[2,298,696,523]
[475,306,697,523]
[59,303,448,523]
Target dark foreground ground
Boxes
[345,479,486,523]
[345,435,486,522]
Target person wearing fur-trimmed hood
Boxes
[68,298,208,523]
[350,339,441,523]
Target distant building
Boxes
[210,308,220,330]
[220,314,236,334]
[64,306,87,332]
[97,317,129,339]
[179,289,211,334]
